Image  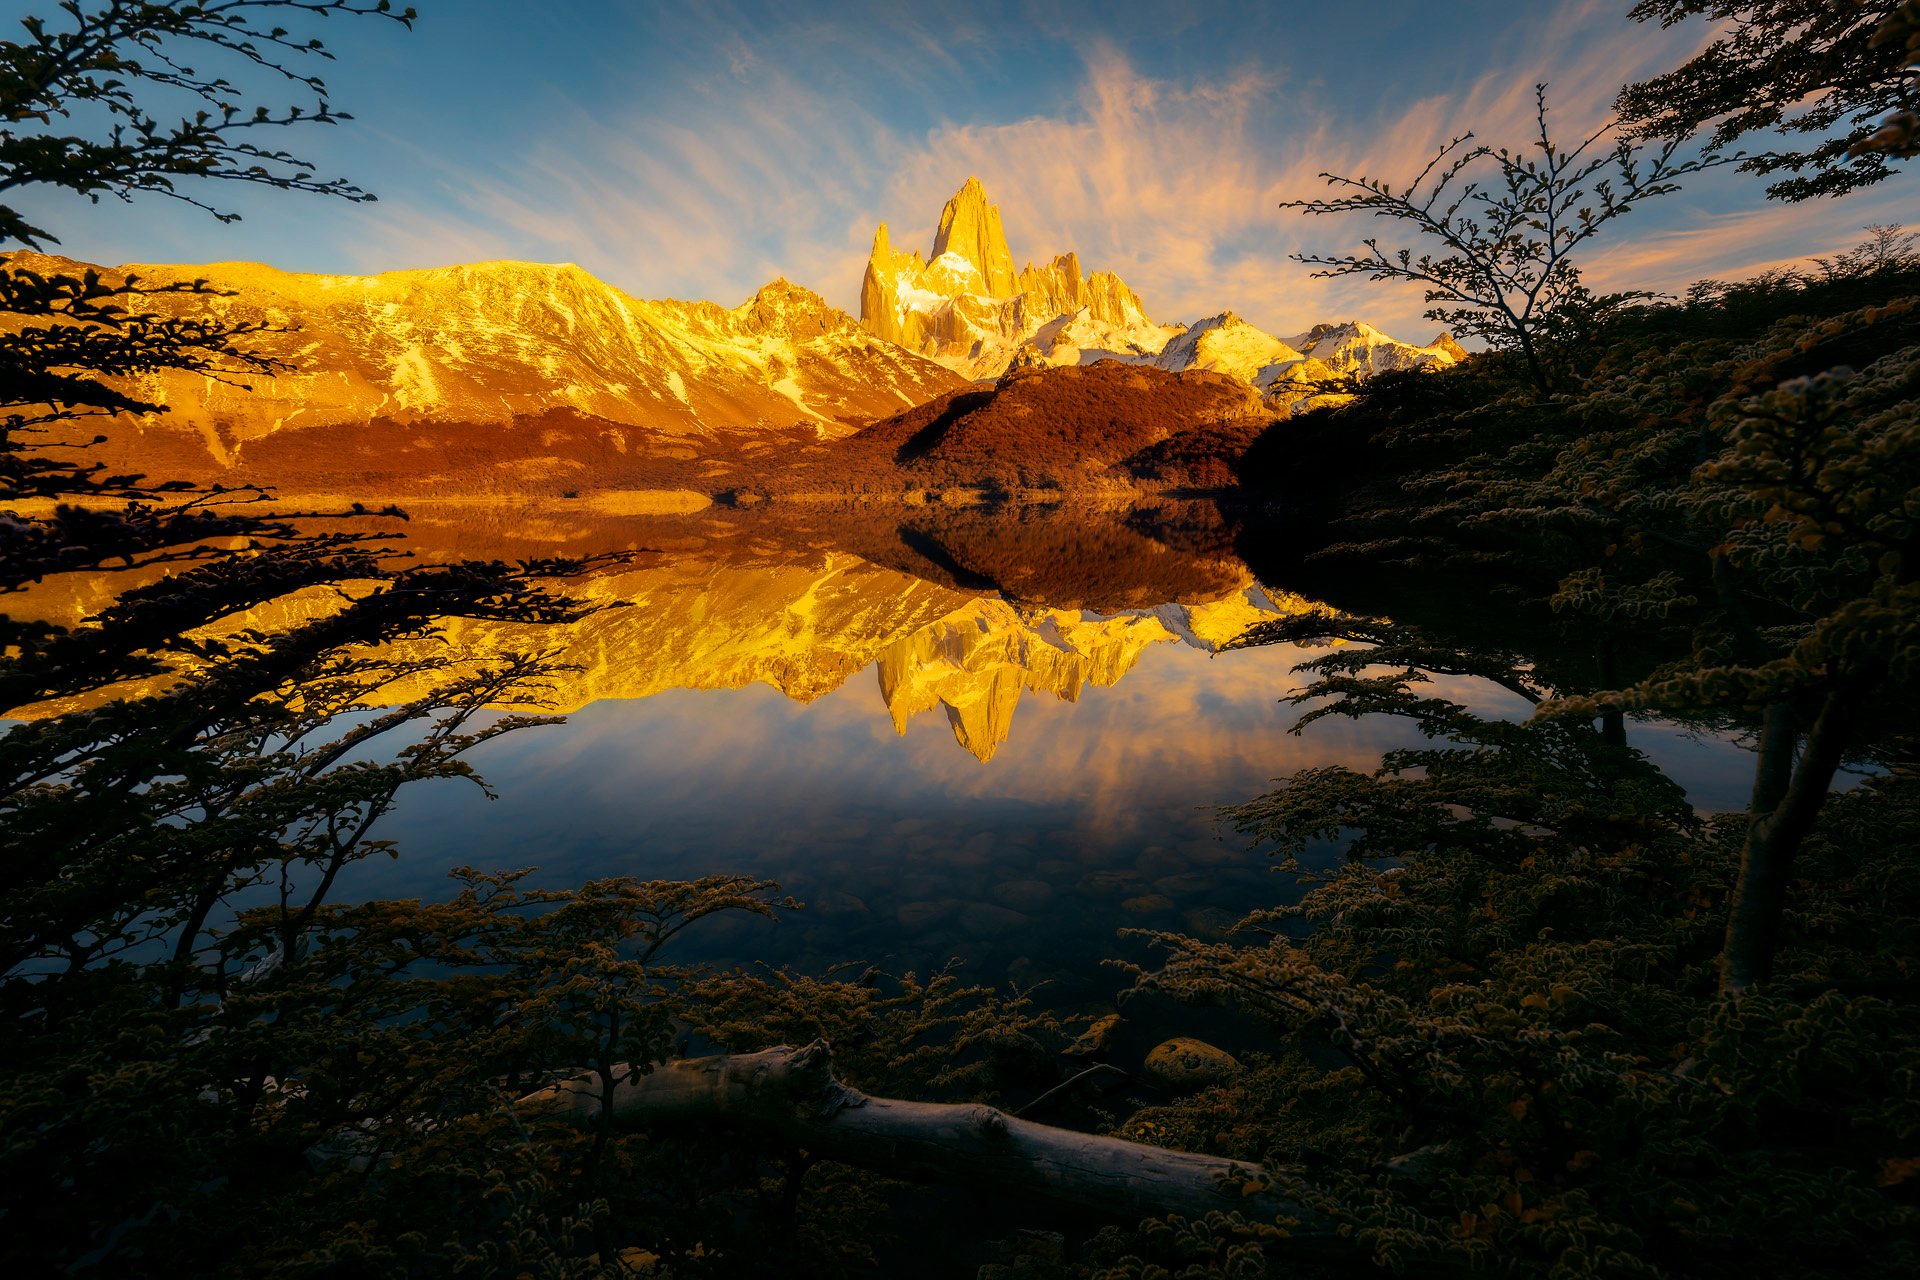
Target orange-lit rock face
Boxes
[931,176,1018,299]
[859,177,1173,379]
[5,251,970,470]
[855,178,1462,395]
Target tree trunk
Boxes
[1595,641,1627,749]
[1721,690,1855,995]
[520,1040,1335,1237]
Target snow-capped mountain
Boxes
[1151,313,1464,412]
[1151,312,1326,391]
[860,177,1178,380]
[859,178,1463,400]
[1288,321,1466,379]
[21,179,1471,484]
[11,252,968,462]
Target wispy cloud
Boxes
[331,0,1903,341]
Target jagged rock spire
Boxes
[930,176,1016,298]
[857,178,1162,373]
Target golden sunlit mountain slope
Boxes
[8,251,968,468]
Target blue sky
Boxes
[12,0,1912,339]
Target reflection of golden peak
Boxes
[411,553,974,710]
[14,532,1321,760]
[1171,586,1322,651]
[876,600,1179,762]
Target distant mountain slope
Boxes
[1153,313,1464,412]
[1288,320,1466,378]
[8,251,968,465]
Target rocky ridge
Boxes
[10,251,969,465]
[860,178,1175,380]
[859,178,1465,401]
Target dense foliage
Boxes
[0,8,1070,1274]
[1097,232,1920,1277]
[5,3,1918,1277]
[1122,718,1917,1277]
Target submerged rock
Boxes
[1180,906,1240,938]
[993,879,1055,911]
[809,889,869,919]
[895,899,962,929]
[961,902,1028,936]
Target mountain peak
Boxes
[859,180,1165,376]
[51,252,968,453]
[929,176,1015,298]
[735,277,851,341]
[1289,319,1466,380]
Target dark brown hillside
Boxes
[64,407,830,497]
[67,362,1281,501]
[835,362,1272,490]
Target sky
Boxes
[11,0,1913,340]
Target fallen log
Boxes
[520,1039,1333,1235]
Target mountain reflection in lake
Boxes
[8,496,1755,1001]
[319,498,1760,1005]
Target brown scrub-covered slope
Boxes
[814,362,1275,493]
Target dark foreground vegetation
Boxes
[4,2,1919,1277]
[1165,234,1920,1278]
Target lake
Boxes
[314,497,1763,1012]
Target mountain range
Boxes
[859,177,1464,400]
[11,251,966,466]
[19,176,1467,483]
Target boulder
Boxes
[1143,1037,1241,1089]
[993,879,1055,911]
[961,902,1028,936]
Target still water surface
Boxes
[345,503,1758,1008]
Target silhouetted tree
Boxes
[1616,0,1918,200]
[1280,86,1727,394]
[0,6,692,1271]
[1,0,428,696]
[1102,239,1920,1277]
[0,10,1120,1273]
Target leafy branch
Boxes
[1,0,418,244]
[1282,85,1732,393]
